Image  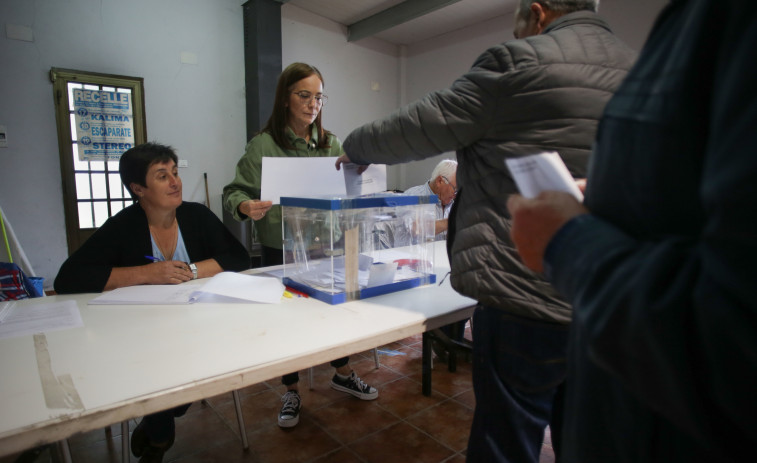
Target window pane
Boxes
[110,201,125,216]
[102,86,115,92]
[69,113,78,142]
[75,173,92,199]
[67,82,83,111]
[89,160,105,171]
[91,173,107,199]
[71,143,89,170]
[109,174,124,198]
[77,202,94,228]
[83,84,99,91]
[107,161,119,171]
[93,202,109,227]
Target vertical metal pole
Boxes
[122,421,130,463]
[422,332,432,396]
[232,390,250,450]
[59,439,73,463]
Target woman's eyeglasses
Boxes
[292,91,328,106]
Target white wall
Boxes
[0,0,247,287]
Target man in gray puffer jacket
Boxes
[336,1,636,461]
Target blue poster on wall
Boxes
[73,89,134,161]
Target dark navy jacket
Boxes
[546,0,757,460]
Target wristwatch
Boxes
[189,263,198,280]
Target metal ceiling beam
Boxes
[347,0,463,42]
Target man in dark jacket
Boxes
[507,0,757,461]
[335,1,636,461]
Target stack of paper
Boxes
[88,272,285,305]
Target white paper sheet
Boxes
[192,272,285,304]
[0,300,83,339]
[366,262,398,288]
[261,157,347,204]
[344,163,387,196]
[505,152,584,201]
[88,272,285,305]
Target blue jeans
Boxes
[467,305,568,463]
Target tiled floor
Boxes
[2,332,555,463]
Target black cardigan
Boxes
[54,202,249,294]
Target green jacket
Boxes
[223,126,343,249]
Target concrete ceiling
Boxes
[281,0,517,45]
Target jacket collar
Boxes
[543,10,612,35]
[285,125,319,148]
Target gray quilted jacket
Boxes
[343,11,636,324]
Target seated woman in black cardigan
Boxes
[54,142,249,463]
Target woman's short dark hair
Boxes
[119,143,178,199]
[262,62,333,150]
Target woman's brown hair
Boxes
[261,62,333,150]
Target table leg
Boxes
[58,439,73,463]
[232,390,249,450]
[122,421,130,463]
[422,332,432,396]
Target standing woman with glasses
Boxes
[223,62,378,430]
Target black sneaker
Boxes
[278,390,301,428]
[330,371,378,400]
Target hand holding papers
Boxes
[505,152,584,201]
[88,272,285,305]
[343,163,387,196]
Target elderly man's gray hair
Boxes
[429,159,458,183]
[517,0,599,19]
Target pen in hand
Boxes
[144,255,162,262]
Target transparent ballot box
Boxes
[281,194,438,304]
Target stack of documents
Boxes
[89,272,285,305]
[0,300,83,339]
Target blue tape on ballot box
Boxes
[280,193,438,210]
[283,273,437,305]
